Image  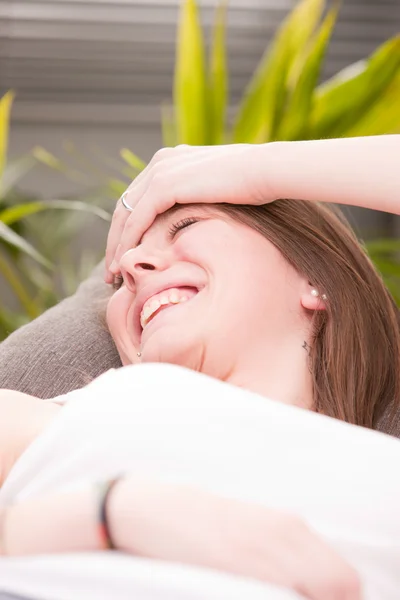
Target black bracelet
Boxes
[96,478,121,550]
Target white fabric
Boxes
[0,363,400,600]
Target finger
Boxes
[105,154,172,276]
[105,199,131,277]
[115,193,176,263]
[123,146,212,212]
[109,168,171,269]
[126,145,203,205]
[105,165,159,276]
[295,539,362,600]
[263,516,362,600]
[105,149,181,272]
[120,167,158,214]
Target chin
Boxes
[139,330,204,371]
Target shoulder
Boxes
[0,390,61,485]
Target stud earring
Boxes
[311,289,328,301]
[137,352,142,358]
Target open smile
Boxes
[140,286,199,332]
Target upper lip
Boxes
[132,277,203,342]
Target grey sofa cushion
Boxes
[0,261,399,438]
[377,403,400,439]
[0,261,122,398]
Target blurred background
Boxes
[1,0,400,338]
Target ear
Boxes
[301,285,327,311]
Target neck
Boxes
[224,339,314,411]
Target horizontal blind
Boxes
[1,0,399,123]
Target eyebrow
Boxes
[164,204,197,219]
[166,203,219,220]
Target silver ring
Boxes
[120,191,134,212]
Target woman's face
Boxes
[107,205,311,379]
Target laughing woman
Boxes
[0,135,399,600]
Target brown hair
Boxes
[217,200,400,429]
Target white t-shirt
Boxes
[0,363,399,600]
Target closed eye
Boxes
[167,216,199,240]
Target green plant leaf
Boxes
[0,251,41,319]
[0,199,112,226]
[32,146,89,185]
[0,155,37,200]
[275,4,338,141]
[0,304,31,340]
[365,238,400,254]
[232,0,325,143]
[310,35,400,138]
[104,179,128,198]
[174,0,208,144]
[371,258,400,278]
[0,221,52,268]
[0,91,15,187]
[208,0,229,145]
[120,148,146,173]
[342,73,400,136]
[32,146,66,171]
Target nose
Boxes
[119,246,170,293]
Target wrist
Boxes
[108,477,218,566]
[96,478,122,550]
[256,141,293,202]
[263,142,299,200]
[106,477,178,555]
[107,476,146,554]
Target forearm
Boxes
[0,478,361,597]
[1,487,100,556]
[0,477,208,559]
[266,135,400,215]
[0,476,217,564]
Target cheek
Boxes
[177,226,236,268]
[222,239,289,310]
[106,295,120,339]
[106,289,134,338]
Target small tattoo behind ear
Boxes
[302,341,311,355]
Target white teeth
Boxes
[140,289,193,330]
[150,299,161,312]
[169,292,180,304]
[143,306,153,320]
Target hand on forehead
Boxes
[104,144,274,283]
